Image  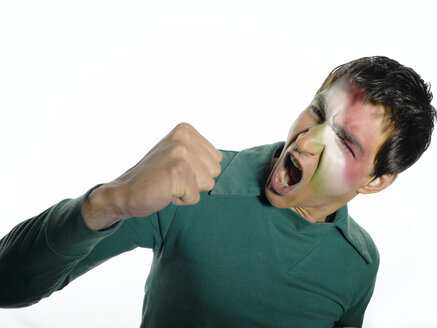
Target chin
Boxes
[264,185,294,209]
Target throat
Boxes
[289,206,337,224]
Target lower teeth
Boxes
[280,169,290,187]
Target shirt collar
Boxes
[210,142,284,196]
[210,142,374,264]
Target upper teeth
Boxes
[290,155,301,171]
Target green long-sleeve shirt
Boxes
[0,142,379,327]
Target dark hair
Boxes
[317,56,436,177]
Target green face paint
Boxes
[310,124,328,194]
[265,77,388,214]
[308,79,383,197]
[308,81,361,196]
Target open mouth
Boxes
[270,151,303,195]
[281,153,302,187]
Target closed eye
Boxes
[337,134,355,157]
[310,105,325,123]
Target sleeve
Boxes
[334,269,378,328]
[0,185,169,308]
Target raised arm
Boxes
[0,123,221,308]
[83,122,222,230]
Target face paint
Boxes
[265,76,391,218]
[311,123,348,194]
[341,82,388,186]
[310,79,385,196]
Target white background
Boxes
[0,0,436,327]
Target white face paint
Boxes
[265,77,391,216]
[311,122,349,194]
[309,81,352,194]
[310,78,386,196]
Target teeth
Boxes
[280,169,290,187]
[290,155,302,171]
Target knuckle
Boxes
[170,141,189,157]
[212,163,222,177]
[199,176,215,191]
[176,122,193,129]
[192,192,201,204]
[171,122,194,140]
[206,178,216,190]
[170,159,191,177]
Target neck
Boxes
[290,203,345,223]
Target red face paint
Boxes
[265,77,391,217]
[342,80,388,188]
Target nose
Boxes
[295,125,325,156]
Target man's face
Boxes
[265,77,392,213]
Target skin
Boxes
[84,78,397,229]
[83,123,223,230]
[265,77,397,223]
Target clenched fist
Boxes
[83,123,223,230]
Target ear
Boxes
[357,174,398,194]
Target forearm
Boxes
[0,186,119,308]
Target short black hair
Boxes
[317,56,436,177]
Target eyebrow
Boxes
[314,94,327,113]
[335,125,365,157]
[314,93,365,157]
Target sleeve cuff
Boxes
[45,184,122,258]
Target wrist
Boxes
[83,184,124,231]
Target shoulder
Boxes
[334,206,379,269]
[347,214,380,269]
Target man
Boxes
[0,56,435,327]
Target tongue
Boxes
[285,161,302,186]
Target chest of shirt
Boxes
[147,194,367,326]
